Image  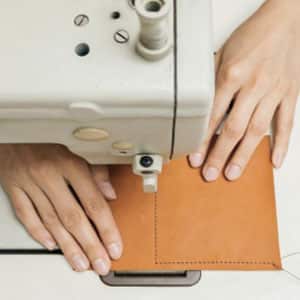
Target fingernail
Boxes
[44,239,57,251]
[189,153,204,168]
[203,166,219,182]
[108,243,122,260]
[100,182,117,200]
[225,164,241,181]
[273,152,283,169]
[93,259,110,276]
[72,255,89,272]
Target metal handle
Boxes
[100,270,202,287]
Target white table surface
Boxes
[1,0,300,299]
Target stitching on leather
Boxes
[156,261,276,266]
[154,193,277,267]
[154,192,158,264]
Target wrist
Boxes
[267,0,300,23]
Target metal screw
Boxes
[140,156,154,168]
[128,0,136,9]
[114,30,130,44]
[74,14,89,27]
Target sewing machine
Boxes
[0,0,214,193]
[0,0,300,298]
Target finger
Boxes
[202,76,272,181]
[189,48,223,168]
[272,88,298,168]
[66,164,123,261]
[24,183,90,273]
[90,165,117,200]
[189,58,244,168]
[225,84,287,180]
[7,186,57,251]
[30,167,111,275]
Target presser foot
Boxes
[100,270,202,287]
[133,154,163,193]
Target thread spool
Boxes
[135,0,172,61]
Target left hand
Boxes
[189,0,300,181]
[0,144,121,275]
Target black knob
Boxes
[140,156,154,168]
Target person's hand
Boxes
[189,0,300,181]
[0,144,122,275]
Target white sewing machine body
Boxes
[0,0,214,169]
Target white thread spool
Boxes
[135,0,172,61]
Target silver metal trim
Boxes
[100,270,201,287]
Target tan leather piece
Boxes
[109,137,282,271]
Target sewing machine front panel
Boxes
[0,0,174,109]
[0,0,214,164]
[0,0,175,163]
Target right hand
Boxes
[0,144,122,275]
[189,0,300,181]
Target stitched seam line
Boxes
[154,192,158,264]
[154,193,277,267]
[156,261,276,265]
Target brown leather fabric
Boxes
[109,137,281,271]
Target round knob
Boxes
[73,128,109,141]
[112,141,134,151]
